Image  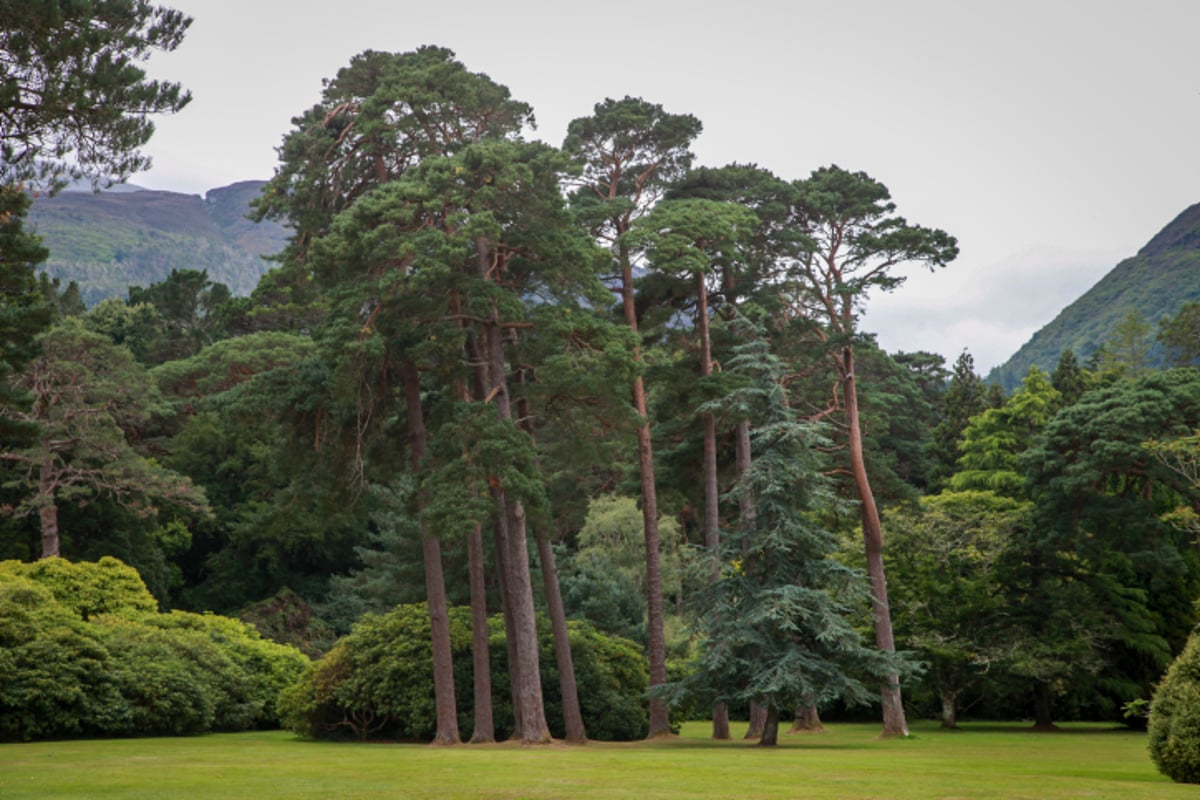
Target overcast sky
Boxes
[135,0,1200,374]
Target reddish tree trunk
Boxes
[619,244,671,737]
[842,346,908,738]
[537,534,587,743]
[791,705,826,734]
[402,361,460,745]
[758,704,780,747]
[745,701,767,739]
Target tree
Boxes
[883,490,1026,727]
[927,351,985,490]
[673,335,894,745]
[0,185,51,445]
[948,366,1061,498]
[562,96,702,737]
[1158,302,1200,368]
[0,319,208,558]
[1094,310,1155,382]
[783,165,958,736]
[0,0,191,188]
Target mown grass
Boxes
[0,719,1187,799]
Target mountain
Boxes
[27,181,289,306]
[987,202,1200,390]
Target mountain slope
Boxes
[27,181,288,306]
[987,202,1200,389]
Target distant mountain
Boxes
[27,180,289,306]
[987,202,1200,390]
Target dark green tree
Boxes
[674,335,894,745]
[562,96,703,737]
[927,350,986,491]
[0,0,191,188]
[0,185,50,445]
[1158,302,1200,367]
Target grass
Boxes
[0,719,1188,799]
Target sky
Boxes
[134,0,1200,374]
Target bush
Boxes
[280,604,649,742]
[0,557,309,741]
[0,556,157,619]
[1149,632,1200,783]
[0,577,128,741]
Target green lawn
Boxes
[0,720,1187,799]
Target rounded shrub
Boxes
[280,604,649,742]
[1149,631,1200,783]
[0,556,157,619]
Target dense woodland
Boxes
[4,6,1200,752]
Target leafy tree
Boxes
[0,185,51,445]
[1158,301,1200,367]
[1018,369,1200,726]
[562,96,702,737]
[0,0,191,188]
[1094,309,1155,382]
[782,164,958,736]
[883,491,1027,727]
[0,319,208,558]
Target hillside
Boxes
[27,181,288,306]
[987,201,1200,389]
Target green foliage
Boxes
[1158,301,1200,367]
[1149,631,1200,783]
[0,0,191,188]
[279,604,649,742]
[0,555,157,618]
[0,557,308,741]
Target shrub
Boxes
[0,556,157,619]
[0,577,128,741]
[280,604,649,742]
[1149,631,1200,783]
[0,558,309,741]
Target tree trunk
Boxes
[940,690,958,729]
[1032,682,1058,731]
[696,270,727,738]
[712,702,731,740]
[537,534,587,743]
[790,705,826,734]
[475,253,550,743]
[842,346,909,738]
[38,458,60,559]
[492,512,524,741]
[758,703,780,747]
[745,701,766,739]
[402,361,459,745]
[619,244,671,738]
[467,521,495,743]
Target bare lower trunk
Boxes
[1033,682,1058,730]
[745,701,766,739]
[467,523,495,743]
[940,691,958,729]
[403,362,459,745]
[537,534,586,743]
[758,704,780,747]
[790,705,825,734]
[712,702,730,740]
[843,347,908,738]
[39,460,59,559]
[478,272,550,744]
[492,513,523,741]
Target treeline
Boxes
[4,46,1200,745]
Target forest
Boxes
[4,5,1200,772]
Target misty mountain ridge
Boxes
[987,201,1200,389]
[28,180,287,306]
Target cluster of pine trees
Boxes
[5,34,1200,746]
